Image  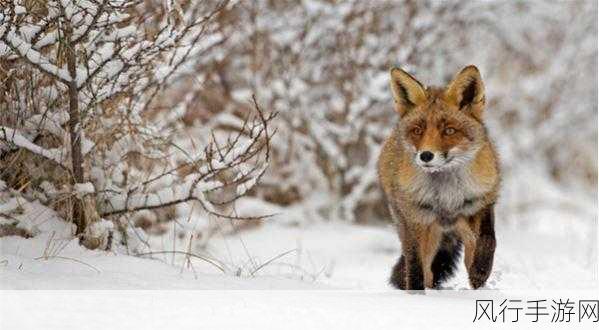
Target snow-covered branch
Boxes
[98,97,276,219]
[0,29,72,84]
[0,126,68,169]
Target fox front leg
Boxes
[391,249,425,291]
[390,208,424,291]
[403,240,425,291]
[468,204,496,289]
[390,255,406,290]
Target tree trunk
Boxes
[64,22,86,235]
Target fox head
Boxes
[389,65,487,173]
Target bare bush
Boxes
[0,0,276,249]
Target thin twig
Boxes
[34,255,101,274]
[250,249,298,276]
[135,250,226,273]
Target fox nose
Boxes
[419,151,434,163]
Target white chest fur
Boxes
[405,167,488,217]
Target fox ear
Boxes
[389,67,427,117]
[445,65,485,117]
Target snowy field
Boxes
[1,199,596,291]
[1,173,597,329]
[2,169,596,291]
[1,218,596,289]
[2,217,596,289]
[4,290,599,330]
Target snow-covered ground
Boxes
[1,173,597,329]
[1,218,596,290]
[6,289,599,330]
[2,195,596,291]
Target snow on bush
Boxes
[0,1,276,249]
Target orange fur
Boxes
[379,65,499,290]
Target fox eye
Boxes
[443,127,456,135]
[411,127,423,135]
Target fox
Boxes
[378,65,499,290]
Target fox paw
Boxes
[469,271,490,289]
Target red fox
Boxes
[378,65,499,290]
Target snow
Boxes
[100,176,224,215]
[4,290,598,330]
[0,126,66,166]
[14,6,26,15]
[0,168,597,330]
[0,200,323,290]
[1,214,597,330]
[1,195,596,291]
[1,29,73,83]
[74,182,95,195]
[0,197,23,214]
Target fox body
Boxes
[378,65,499,290]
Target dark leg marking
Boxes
[389,255,406,290]
[405,248,424,291]
[431,233,462,288]
[469,204,497,289]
